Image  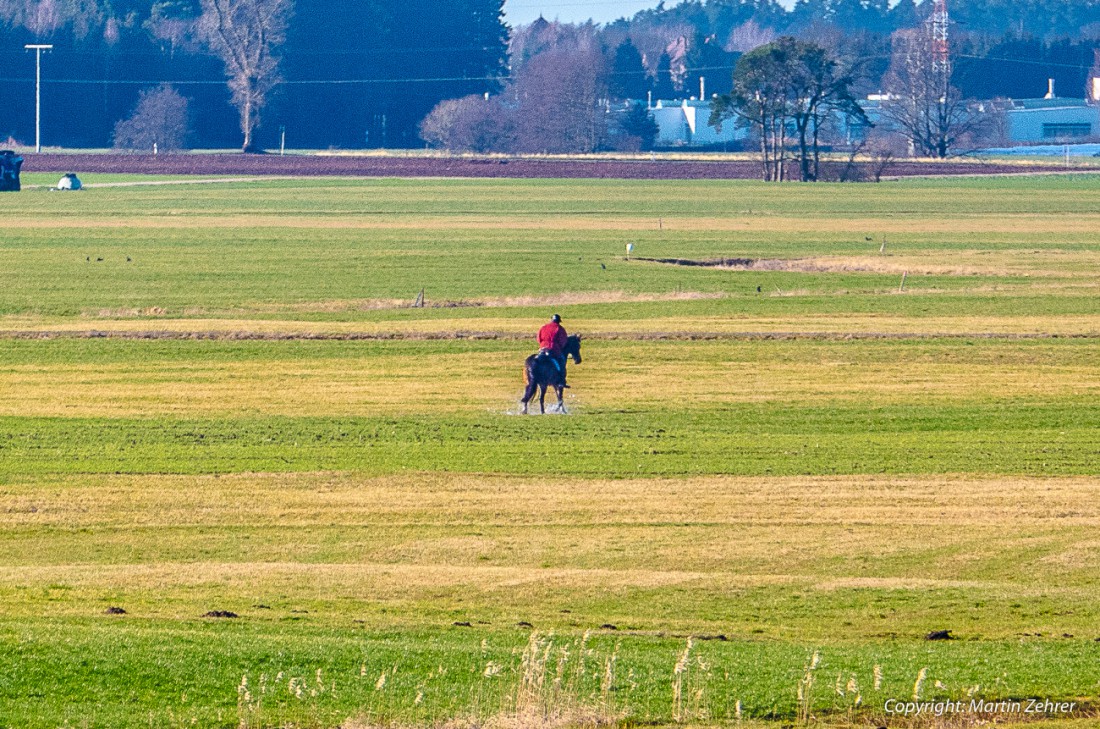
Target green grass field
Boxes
[1,173,1099,729]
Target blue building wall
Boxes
[1006,100,1099,142]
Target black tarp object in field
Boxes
[0,150,22,191]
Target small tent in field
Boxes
[0,150,22,192]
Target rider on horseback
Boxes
[537,314,569,388]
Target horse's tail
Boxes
[523,354,535,386]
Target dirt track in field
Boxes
[4,329,1097,342]
[22,153,1096,179]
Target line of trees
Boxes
[2,0,1099,153]
[0,0,508,150]
[419,22,660,154]
[703,26,993,179]
[619,0,1100,47]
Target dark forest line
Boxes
[1,0,1098,150]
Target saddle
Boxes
[536,349,568,385]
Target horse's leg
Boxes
[520,380,536,414]
[539,384,547,414]
[520,360,536,414]
[555,385,566,413]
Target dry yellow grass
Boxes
[1,338,1095,417]
[682,254,1098,278]
[7,212,1100,237]
[3,473,1098,563]
[3,312,1100,339]
[265,290,727,314]
[5,472,1099,530]
[2,472,1099,634]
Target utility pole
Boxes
[24,44,53,153]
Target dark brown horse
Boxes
[521,335,582,414]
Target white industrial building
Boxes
[643,76,1100,149]
[650,99,747,148]
[859,79,1100,147]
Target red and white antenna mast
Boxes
[930,0,950,79]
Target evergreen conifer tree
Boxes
[609,39,652,101]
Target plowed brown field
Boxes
[22,152,1093,178]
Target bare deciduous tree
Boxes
[113,83,191,151]
[880,25,979,158]
[610,18,694,79]
[199,0,290,152]
[146,2,199,56]
[419,95,512,152]
[725,19,776,54]
[507,42,610,154]
[834,133,896,182]
[28,0,61,35]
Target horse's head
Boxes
[565,334,582,364]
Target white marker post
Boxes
[626,243,634,260]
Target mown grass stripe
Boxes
[1,404,1097,477]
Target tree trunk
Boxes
[760,129,770,181]
[778,120,787,182]
[242,92,253,152]
[797,119,811,182]
[811,114,821,181]
[759,114,771,181]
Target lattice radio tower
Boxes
[930,0,950,80]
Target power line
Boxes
[956,53,1093,71]
[0,45,514,58]
[0,75,503,86]
[0,75,507,86]
[0,63,740,87]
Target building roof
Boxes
[1011,97,1090,110]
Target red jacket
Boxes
[537,322,568,353]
